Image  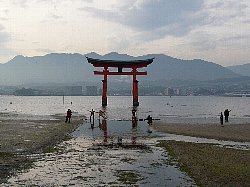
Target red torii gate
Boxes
[86,57,154,106]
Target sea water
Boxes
[0,95,249,123]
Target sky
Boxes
[0,0,249,66]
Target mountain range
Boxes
[0,52,248,86]
[227,64,250,77]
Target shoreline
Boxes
[0,112,85,184]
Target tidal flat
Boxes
[0,112,83,183]
[1,116,196,186]
[157,140,250,187]
[1,111,249,186]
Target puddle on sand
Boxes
[3,119,196,186]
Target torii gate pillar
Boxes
[132,67,139,106]
[102,67,108,106]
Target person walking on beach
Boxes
[220,112,224,126]
[65,109,72,123]
[224,109,231,123]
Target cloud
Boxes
[0,32,9,45]
[11,0,28,8]
[82,0,205,39]
[185,31,217,51]
[41,12,65,24]
[188,1,250,51]
[35,48,55,53]
[203,1,248,26]
[51,13,63,20]
[186,31,250,53]
[0,24,9,46]
[0,24,4,31]
[0,25,13,63]
[107,36,130,51]
[82,0,93,3]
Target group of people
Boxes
[220,109,231,125]
[65,107,154,128]
[66,107,230,127]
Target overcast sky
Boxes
[0,0,249,66]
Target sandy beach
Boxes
[0,112,84,183]
[153,120,250,142]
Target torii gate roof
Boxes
[86,57,154,68]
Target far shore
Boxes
[153,120,250,142]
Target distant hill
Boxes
[0,52,241,85]
[227,63,250,77]
[94,52,240,81]
[0,53,95,85]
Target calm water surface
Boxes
[0,96,250,122]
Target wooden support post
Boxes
[132,67,139,106]
[102,67,108,106]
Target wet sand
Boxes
[0,112,84,183]
[153,120,250,142]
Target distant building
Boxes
[64,86,83,96]
[164,87,181,96]
[86,86,98,96]
[13,88,39,96]
[174,88,180,95]
[165,87,174,96]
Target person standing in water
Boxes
[224,109,231,123]
[145,115,153,126]
[90,109,95,123]
[65,109,72,123]
[220,112,224,126]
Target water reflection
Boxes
[96,111,140,145]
